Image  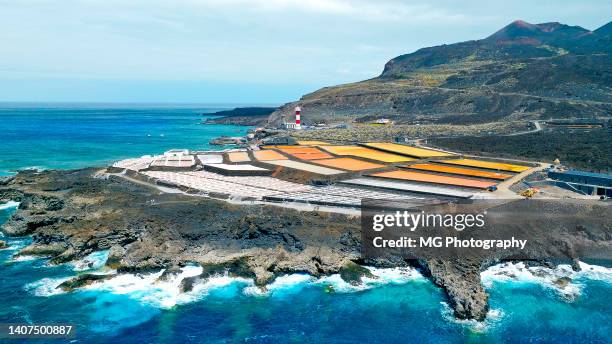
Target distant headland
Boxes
[203,107,277,126]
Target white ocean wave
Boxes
[71,250,110,271]
[1,239,35,264]
[576,261,612,282]
[0,201,20,211]
[481,261,612,301]
[244,274,314,296]
[440,301,504,333]
[366,266,424,284]
[20,167,47,173]
[20,264,434,311]
[84,265,197,308]
[184,273,252,301]
[244,267,424,296]
[72,264,425,308]
[24,277,73,297]
[11,255,43,262]
[82,264,253,308]
[24,263,251,307]
[318,266,425,293]
[315,274,370,293]
[268,273,314,290]
[2,238,30,252]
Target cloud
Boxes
[178,0,472,23]
[0,0,610,102]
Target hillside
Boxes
[268,20,612,126]
[431,128,612,172]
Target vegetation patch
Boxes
[431,129,612,172]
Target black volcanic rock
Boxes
[57,274,114,292]
[2,169,611,321]
[268,20,612,126]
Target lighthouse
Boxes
[295,106,302,130]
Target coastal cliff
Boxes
[1,169,610,320]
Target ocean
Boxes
[0,104,611,343]
[0,103,253,174]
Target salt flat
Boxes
[263,159,344,175]
[341,178,475,198]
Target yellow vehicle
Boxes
[520,188,538,198]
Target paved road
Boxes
[493,162,550,199]
[504,120,542,136]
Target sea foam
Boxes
[71,250,110,271]
[481,261,612,301]
[244,266,425,296]
[367,266,424,283]
[0,201,20,211]
[32,264,426,307]
[2,238,31,253]
[25,277,73,297]
[314,266,425,293]
[576,261,612,282]
[85,265,200,308]
[244,273,314,296]
[28,259,610,314]
[82,264,253,308]
[11,255,41,262]
[440,301,504,333]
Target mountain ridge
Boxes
[269,20,612,127]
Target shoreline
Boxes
[1,167,610,321]
[2,230,610,333]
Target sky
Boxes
[0,0,610,104]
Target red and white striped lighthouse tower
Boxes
[294,106,302,130]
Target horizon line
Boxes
[0,101,281,107]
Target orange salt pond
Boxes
[227,151,251,163]
[370,170,497,189]
[406,163,512,180]
[364,142,453,158]
[276,147,333,160]
[320,146,413,163]
[252,150,288,161]
[312,158,385,171]
[440,159,530,173]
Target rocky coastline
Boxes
[1,168,609,321]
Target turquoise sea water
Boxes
[1,105,611,343]
[0,103,252,173]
